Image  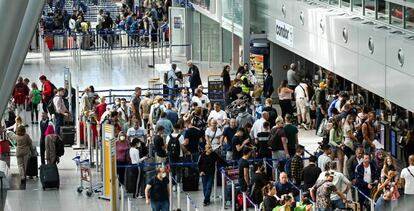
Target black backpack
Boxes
[152,106,162,123]
[268,128,282,151]
[167,134,181,158]
[55,135,65,157]
[47,96,56,114]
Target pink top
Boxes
[116,141,130,162]
[278,88,293,100]
[45,124,55,136]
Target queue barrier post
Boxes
[169,173,173,211]
[177,182,181,209]
[231,181,235,211]
[242,192,247,211]
[221,169,225,211]
[120,185,125,211]
[213,166,217,200]
[186,195,190,211]
[127,197,131,211]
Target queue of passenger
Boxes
[3,60,414,210]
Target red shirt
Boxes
[12,82,29,105]
[42,80,53,101]
[95,103,107,122]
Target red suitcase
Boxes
[0,132,11,155]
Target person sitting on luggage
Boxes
[127,138,148,198]
[145,167,170,211]
[45,124,59,164]
[198,144,228,206]
[15,125,33,182]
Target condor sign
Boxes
[276,19,293,47]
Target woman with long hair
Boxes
[262,182,279,211]
[329,115,345,173]
[342,114,358,158]
[221,65,231,93]
[277,80,294,118]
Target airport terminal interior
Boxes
[2,0,414,211]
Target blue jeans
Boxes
[202,174,214,203]
[315,107,325,134]
[54,113,64,135]
[331,199,345,210]
[150,200,169,211]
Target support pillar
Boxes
[0,0,45,120]
[242,0,251,65]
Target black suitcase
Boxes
[182,167,199,191]
[125,167,139,194]
[26,156,38,177]
[40,164,60,190]
[60,126,75,146]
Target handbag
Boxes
[317,118,327,137]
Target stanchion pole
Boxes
[127,197,131,211]
[231,182,235,211]
[177,182,181,209]
[120,185,125,211]
[263,158,267,174]
[186,195,190,211]
[213,166,217,200]
[370,199,375,211]
[221,170,225,211]
[242,192,247,211]
[169,173,173,211]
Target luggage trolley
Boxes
[74,150,93,197]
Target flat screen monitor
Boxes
[391,128,397,158]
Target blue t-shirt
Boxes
[275,181,293,198]
[255,104,264,120]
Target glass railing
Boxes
[311,0,414,32]
[221,0,243,26]
[189,0,216,14]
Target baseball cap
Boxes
[57,87,65,91]
[319,82,328,88]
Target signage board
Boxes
[276,19,294,47]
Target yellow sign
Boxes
[100,123,117,211]
[103,140,111,197]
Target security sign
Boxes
[276,19,293,47]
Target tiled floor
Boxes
[3,49,322,211]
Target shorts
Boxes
[296,98,308,115]
[272,150,286,170]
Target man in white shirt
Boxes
[208,103,228,127]
[294,80,309,129]
[318,145,332,171]
[191,88,210,110]
[250,111,269,140]
[400,155,414,207]
[165,124,185,191]
[129,138,148,198]
[127,119,147,142]
[316,162,351,210]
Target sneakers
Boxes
[172,185,177,192]
[137,195,144,199]
[301,123,309,130]
[203,201,211,206]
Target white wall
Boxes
[256,0,414,112]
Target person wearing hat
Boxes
[53,87,69,135]
[318,144,332,170]
[315,82,328,132]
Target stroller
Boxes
[225,94,252,118]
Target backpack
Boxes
[47,96,56,114]
[167,134,181,158]
[152,106,162,123]
[32,90,41,104]
[268,128,282,151]
[355,121,367,144]
[55,135,65,157]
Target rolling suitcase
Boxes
[60,126,75,146]
[182,167,199,191]
[40,164,60,190]
[26,156,38,177]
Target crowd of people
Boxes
[3,60,414,211]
